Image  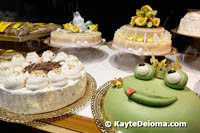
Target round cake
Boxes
[50,11,102,47]
[103,58,200,133]
[178,11,200,37]
[112,5,172,56]
[0,50,87,114]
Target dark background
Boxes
[0,0,199,41]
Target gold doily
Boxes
[91,80,117,133]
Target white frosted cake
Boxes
[113,5,172,56]
[0,50,87,114]
[50,11,102,47]
[178,11,200,37]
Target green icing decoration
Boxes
[164,70,188,90]
[152,10,158,16]
[128,91,177,107]
[134,63,155,80]
[147,21,153,28]
[66,29,72,32]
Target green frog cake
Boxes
[104,56,200,133]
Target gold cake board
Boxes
[91,80,117,133]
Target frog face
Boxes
[134,63,188,90]
[126,63,188,107]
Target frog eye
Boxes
[166,70,181,84]
[136,63,150,75]
[164,70,188,90]
[134,63,155,80]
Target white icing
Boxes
[50,40,101,48]
[167,72,181,84]
[0,50,87,114]
[64,55,79,63]
[0,61,11,68]
[184,12,200,21]
[61,63,83,80]
[137,65,150,75]
[26,72,48,91]
[53,52,68,62]
[26,52,41,64]
[0,67,12,83]
[4,72,26,90]
[73,11,86,32]
[12,65,24,72]
[42,50,55,62]
[48,68,68,88]
[76,40,89,46]
[127,48,143,55]
[11,54,26,66]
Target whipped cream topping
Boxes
[42,50,55,62]
[26,70,48,91]
[61,63,83,80]
[0,61,11,68]
[0,67,12,83]
[48,68,68,88]
[63,55,80,62]
[26,52,41,64]
[4,72,26,90]
[13,65,24,73]
[0,50,86,91]
[53,52,68,62]
[11,54,26,66]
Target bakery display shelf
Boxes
[91,80,117,133]
[0,32,50,42]
[0,73,96,124]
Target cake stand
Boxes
[45,38,109,64]
[109,41,176,72]
[0,73,96,124]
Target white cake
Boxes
[50,11,102,47]
[0,51,87,114]
[178,11,200,37]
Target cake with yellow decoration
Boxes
[50,12,102,47]
[113,5,172,55]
